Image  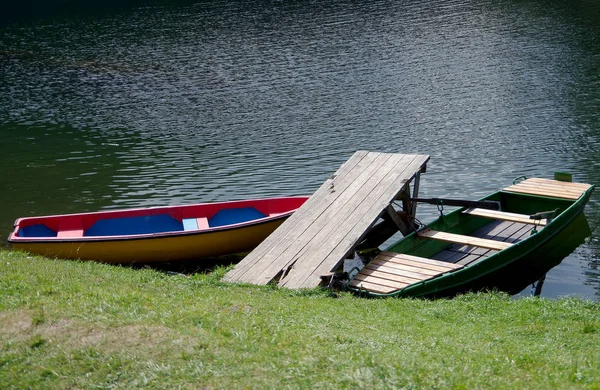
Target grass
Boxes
[1,249,599,389]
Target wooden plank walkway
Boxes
[223,151,430,289]
[503,178,592,200]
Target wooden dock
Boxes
[223,151,430,289]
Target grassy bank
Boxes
[1,249,599,389]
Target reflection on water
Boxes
[0,0,598,299]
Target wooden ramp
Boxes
[224,151,430,289]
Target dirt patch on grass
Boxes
[0,309,203,355]
[0,310,33,335]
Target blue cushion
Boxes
[85,214,183,236]
[208,207,266,228]
[18,224,57,238]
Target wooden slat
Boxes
[348,278,399,294]
[505,185,580,200]
[355,269,415,288]
[376,251,463,270]
[367,261,440,279]
[463,208,547,226]
[526,177,592,190]
[348,250,464,294]
[433,220,530,266]
[418,229,513,251]
[503,178,591,200]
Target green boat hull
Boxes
[350,181,594,298]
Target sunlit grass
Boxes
[1,249,599,389]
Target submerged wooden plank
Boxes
[463,208,548,226]
[418,229,513,251]
[224,151,430,289]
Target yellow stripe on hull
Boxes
[11,219,285,264]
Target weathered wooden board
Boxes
[418,230,514,251]
[224,151,430,289]
[375,252,462,272]
[503,178,592,200]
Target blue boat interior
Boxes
[84,214,183,236]
[18,207,268,237]
[18,224,57,238]
[208,207,266,228]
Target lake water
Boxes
[1,0,598,300]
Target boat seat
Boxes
[57,219,84,238]
[183,217,209,231]
[463,208,548,226]
[57,229,84,238]
[418,229,513,251]
[503,178,592,200]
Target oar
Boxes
[411,198,501,210]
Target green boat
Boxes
[347,177,594,298]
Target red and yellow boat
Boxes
[8,196,308,263]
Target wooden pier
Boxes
[223,151,430,289]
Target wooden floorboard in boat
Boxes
[369,259,444,277]
[375,251,463,271]
[356,267,419,286]
[224,151,430,289]
[349,251,463,294]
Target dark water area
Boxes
[1,0,599,299]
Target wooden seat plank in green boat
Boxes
[463,208,548,226]
[418,229,514,251]
[503,178,592,200]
